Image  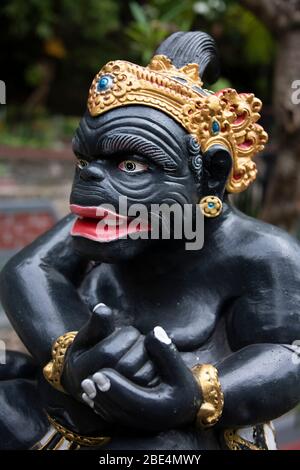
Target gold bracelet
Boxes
[46,414,110,448]
[43,331,78,393]
[192,363,224,428]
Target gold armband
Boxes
[48,414,110,448]
[192,363,224,428]
[43,331,78,393]
[32,414,110,449]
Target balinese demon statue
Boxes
[0,32,300,450]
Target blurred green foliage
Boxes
[2,0,121,78]
[224,4,275,66]
[126,1,197,63]
[4,0,120,43]
[0,110,78,149]
[0,0,275,150]
[0,0,275,115]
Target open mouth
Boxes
[70,204,151,243]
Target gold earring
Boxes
[199,196,223,218]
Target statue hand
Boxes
[81,327,202,431]
[61,304,157,401]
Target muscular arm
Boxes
[216,237,300,427]
[217,343,300,427]
[0,214,91,364]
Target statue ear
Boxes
[202,145,232,199]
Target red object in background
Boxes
[280,440,300,450]
[0,212,56,250]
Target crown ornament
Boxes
[88,55,268,193]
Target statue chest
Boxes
[79,262,231,361]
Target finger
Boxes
[81,378,97,399]
[76,326,141,376]
[72,303,115,351]
[92,391,131,425]
[81,376,114,422]
[92,369,158,416]
[90,372,124,423]
[94,404,114,423]
[147,376,160,387]
[115,336,149,378]
[82,391,114,423]
[145,326,192,385]
[132,361,159,386]
[92,370,177,431]
[82,392,94,408]
[92,370,158,429]
[93,372,112,391]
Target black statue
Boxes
[0,32,300,451]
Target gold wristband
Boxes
[43,331,78,393]
[192,363,224,428]
[46,414,110,448]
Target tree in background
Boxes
[1,0,121,114]
[0,0,275,115]
[240,0,300,232]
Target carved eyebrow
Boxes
[97,133,178,170]
[72,123,90,157]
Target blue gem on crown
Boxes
[211,120,220,135]
[208,202,215,209]
[96,75,113,93]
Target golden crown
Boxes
[87,55,268,193]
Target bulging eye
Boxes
[118,160,148,173]
[77,159,89,169]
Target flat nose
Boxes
[79,162,105,182]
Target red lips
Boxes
[70,204,151,243]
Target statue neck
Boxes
[116,200,234,282]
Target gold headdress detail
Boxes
[88,55,268,193]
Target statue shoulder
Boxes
[223,209,300,347]
[224,207,300,269]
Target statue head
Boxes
[70,32,268,262]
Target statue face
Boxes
[70,106,202,262]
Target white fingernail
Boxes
[93,372,111,392]
[82,392,94,408]
[93,302,106,312]
[154,326,172,345]
[81,379,97,399]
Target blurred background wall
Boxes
[0,0,300,449]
